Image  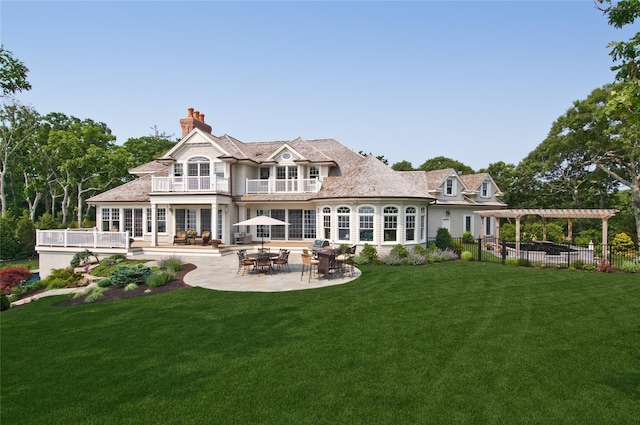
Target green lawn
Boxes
[2,262,639,425]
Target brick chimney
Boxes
[180,107,212,138]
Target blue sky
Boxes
[1,1,633,170]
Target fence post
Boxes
[477,237,482,262]
[501,239,507,264]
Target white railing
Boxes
[245,178,321,194]
[36,229,130,249]
[151,176,229,193]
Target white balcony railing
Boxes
[245,178,321,194]
[36,229,130,249]
[151,176,230,193]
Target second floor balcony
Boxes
[152,176,230,193]
[246,178,321,194]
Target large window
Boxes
[101,208,120,231]
[175,209,197,232]
[485,216,492,236]
[420,207,426,240]
[289,210,303,239]
[271,209,286,240]
[304,210,316,239]
[405,206,416,241]
[256,209,270,238]
[383,206,398,242]
[322,207,331,239]
[337,206,350,241]
[358,206,374,242]
[201,209,212,232]
[309,166,319,179]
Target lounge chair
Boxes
[195,230,211,245]
[173,231,187,245]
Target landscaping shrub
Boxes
[0,266,33,294]
[380,251,405,265]
[0,292,10,311]
[461,251,473,261]
[84,286,108,303]
[357,244,378,264]
[435,228,453,251]
[70,249,99,269]
[597,259,614,273]
[41,268,83,289]
[412,244,427,256]
[124,283,139,291]
[107,264,151,287]
[611,232,635,255]
[146,271,175,287]
[406,251,427,265]
[390,244,408,258]
[461,231,475,244]
[158,256,184,272]
[100,254,126,267]
[618,261,639,273]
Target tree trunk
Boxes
[77,182,83,227]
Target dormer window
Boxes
[309,166,319,179]
[481,182,491,197]
[445,178,456,196]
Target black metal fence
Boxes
[451,238,640,272]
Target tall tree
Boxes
[0,101,39,214]
[478,161,518,206]
[0,45,31,97]
[418,156,475,175]
[123,134,176,167]
[596,0,640,242]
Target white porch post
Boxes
[212,201,218,240]
[150,205,157,247]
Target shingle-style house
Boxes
[87,108,506,248]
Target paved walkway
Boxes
[11,252,360,306]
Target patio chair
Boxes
[236,250,254,275]
[255,254,272,275]
[258,247,270,253]
[173,231,187,245]
[273,249,290,273]
[300,252,319,282]
[195,230,211,245]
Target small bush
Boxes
[407,251,427,265]
[413,244,428,256]
[158,256,184,272]
[597,259,614,273]
[84,286,108,303]
[70,249,98,269]
[146,271,175,287]
[1,292,10,311]
[618,261,639,273]
[124,283,139,291]
[505,258,519,267]
[359,244,378,264]
[611,233,635,255]
[461,231,475,244]
[108,264,151,287]
[461,251,473,261]
[100,254,126,267]
[42,268,83,289]
[390,244,408,258]
[380,251,405,265]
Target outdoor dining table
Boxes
[246,252,279,274]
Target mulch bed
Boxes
[53,263,195,307]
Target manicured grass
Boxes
[2,262,639,424]
[0,258,38,270]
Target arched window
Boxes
[337,206,350,241]
[358,206,374,242]
[405,206,416,242]
[322,207,332,240]
[383,206,398,242]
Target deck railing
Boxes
[151,176,229,193]
[36,229,130,249]
[245,178,321,194]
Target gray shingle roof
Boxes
[87,175,153,203]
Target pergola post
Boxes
[568,219,573,242]
[515,216,521,258]
[602,217,609,259]
[542,217,547,241]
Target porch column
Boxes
[211,201,218,240]
[150,205,157,247]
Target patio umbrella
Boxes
[233,215,289,250]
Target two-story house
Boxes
[87,108,506,248]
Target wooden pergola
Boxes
[474,209,618,258]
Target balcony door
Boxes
[187,157,210,191]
